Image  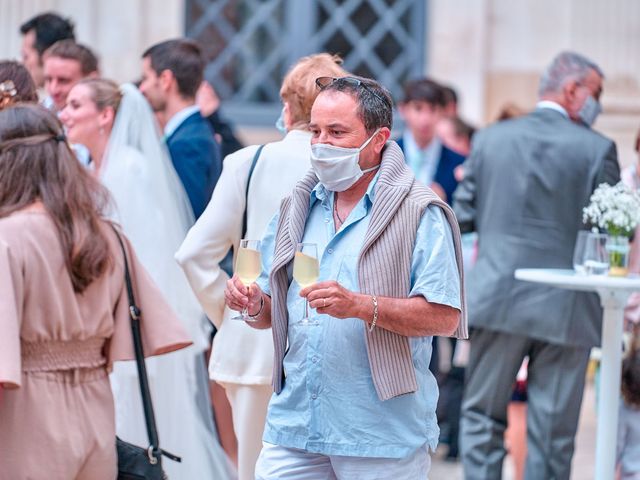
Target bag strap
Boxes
[630,322,640,357]
[241,144,265,238]
[111,225,180,464]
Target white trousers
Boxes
[255,442,431,480]
[221,382,273,480]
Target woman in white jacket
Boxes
[176,53,347,480]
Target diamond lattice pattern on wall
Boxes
[186,0,425,123]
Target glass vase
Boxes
[605,235,630,277]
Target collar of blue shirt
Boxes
[163,104,201,139]
[402,130,441,185]
[309,169,381,210]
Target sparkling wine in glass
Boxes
[232,239,262,321]
[293,242,319,326]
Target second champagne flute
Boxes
[293,242,319,326]
[232,239,262,321]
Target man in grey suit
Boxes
[454,51,620,480]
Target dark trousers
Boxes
[435,337,465,458]
[460,328,590,480]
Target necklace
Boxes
[334,195,345,227]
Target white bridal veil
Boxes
[103,84,233,479]
[101,83,209,347]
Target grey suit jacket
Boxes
[453,107,620,347]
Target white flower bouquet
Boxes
[582,181,640,238]
[582,181,640,275]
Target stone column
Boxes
[0,0,184,83]
[428,0,640,167]
[427,0,490,126]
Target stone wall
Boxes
[429,0,640,167]
[1,0,638,165]
[0,0,183,83]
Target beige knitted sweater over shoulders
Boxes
[269,141,467,400]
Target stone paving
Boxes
[430,380,598,479]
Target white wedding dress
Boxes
[101,84,235,479]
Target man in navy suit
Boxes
[140,39,221,220]
[396,78,465,204]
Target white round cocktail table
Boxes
[514,268,640,480]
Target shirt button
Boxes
[324,218,330,223]
[311,394,318,399]
[312,356,318,363]
[327,248,334,254]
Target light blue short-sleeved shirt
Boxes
[256,174,461,458]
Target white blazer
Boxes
[176,129,312,384]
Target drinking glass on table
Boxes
[573,230,589,275]
[293,242,319,326]
[582,232,609,276]
[231,239,262,321]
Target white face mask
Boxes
[310,129,381,192]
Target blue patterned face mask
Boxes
[275,107,287,134]
[578,95,602,127]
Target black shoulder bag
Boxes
[219,144,265,277]
[241,144,265,238]
[112,228,181,480]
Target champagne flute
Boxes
[231,239,262,321]
[293,242,319,326]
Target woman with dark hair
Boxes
[0,60,38,109]
[0,104,191,479]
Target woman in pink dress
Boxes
[0,103,191,480]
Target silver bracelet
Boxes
[369,295,379,332]
[248,295,265,319]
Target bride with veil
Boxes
[61,80,235,479]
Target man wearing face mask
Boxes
[454,51,620,480]
[177,53,347,480]
[223,75,467,478]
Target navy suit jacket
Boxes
[395,137,465,204]
[166,111,222,219]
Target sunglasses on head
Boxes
[315,76,389,107]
